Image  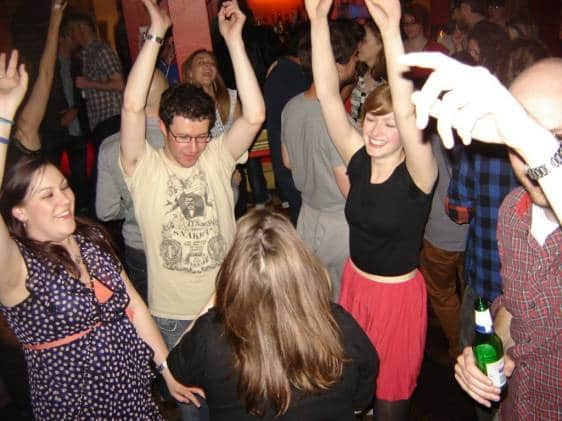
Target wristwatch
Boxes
[526,144,562,180]
[144,33,164,45]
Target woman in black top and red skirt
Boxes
[305,0,437,419]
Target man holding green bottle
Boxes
[398,53,562,420]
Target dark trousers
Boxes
[123,245,148,304]
[91,114,121,150]
[268,131,301,225]
[42,130,89,212]
[246,157,269,205]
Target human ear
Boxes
[11,206,28,224]
[159,120,168,138]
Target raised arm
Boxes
[120,0,170,176]
[15,0,66,151]
[0,51,30,301]
[400,52,562,223]
[366,0,436,193]
[221,1,265,160]
[305,0,363,165]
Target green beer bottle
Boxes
[473,297,506,391]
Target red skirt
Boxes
[339,259,427,401]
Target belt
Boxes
[22,321,102,351]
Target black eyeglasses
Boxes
[168,127,211,144]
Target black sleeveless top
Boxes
[345,148,433,276]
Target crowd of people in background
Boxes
[0,0,560,420]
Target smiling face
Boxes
[187,51,218,88]
[161,115,211,168]
[361,111,403,159]
[12,164,76,243]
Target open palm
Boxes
[0,51,29,119]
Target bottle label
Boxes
[485,358,506,388]
[475,309,493,334]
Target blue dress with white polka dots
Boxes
[0,233,162,420]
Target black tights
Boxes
[374,399,410,421]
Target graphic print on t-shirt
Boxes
[159,168,226,273]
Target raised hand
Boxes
[304,0,333,20]
[365,0,402,31]
[141,0,171,34]
[218,0,246,43]
[51,0,68,22]
[399,52,531,150]
[0,50,29,120]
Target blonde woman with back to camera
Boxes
[167,209,379,420]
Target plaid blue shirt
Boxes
[445,144,519,302]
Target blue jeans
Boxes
[153,316,209,421]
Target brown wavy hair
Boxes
[0,156,119,277]
[215,209,346,416]
[181,49,231,125]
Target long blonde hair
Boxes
[181,49,231,124]
[215,210,346,416]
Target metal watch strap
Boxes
[526,144,562,180]
[144,33,164,45]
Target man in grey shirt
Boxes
[419,135,468,364]
[281,20,361,299]
[96,70,168,302]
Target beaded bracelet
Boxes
[0,116,15,125]
[0,136,10,145]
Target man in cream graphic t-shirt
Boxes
[118,0,265,379]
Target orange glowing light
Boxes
[247,0,303,25]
